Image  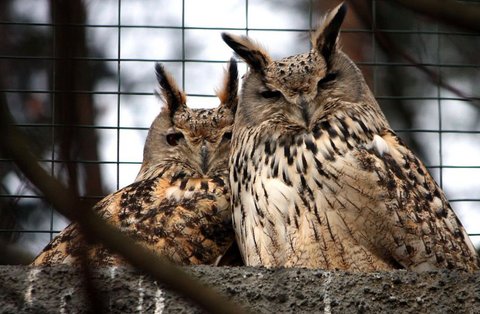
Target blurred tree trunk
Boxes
[0,0,19,247]
[50,0,105,198]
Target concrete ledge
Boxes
[1,266,479,313]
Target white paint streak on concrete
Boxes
[154,285,165,314]
[109,266,118,310]
[136,277,144,313]
[24,268,40,306]
[323,272,333,314]
[110,266,117,279]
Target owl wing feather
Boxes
[32,174,235,266]
[315,123,480,271]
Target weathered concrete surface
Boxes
[0,266,479,313]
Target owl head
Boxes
[222,3,380,130]
[136,59,238,181]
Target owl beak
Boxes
[299,98,311,126]
[200,144,209,175]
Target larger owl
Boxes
[222,3,480,271]
[32,59,239,266]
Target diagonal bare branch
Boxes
[0,92,249,314]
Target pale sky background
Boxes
[9,0,480,253]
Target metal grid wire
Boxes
[0,0,479,258]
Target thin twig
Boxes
[393,0,480,33]
[77,235,106,314]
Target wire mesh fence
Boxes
[0,0,479,260]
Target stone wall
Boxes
[1,266,479,313]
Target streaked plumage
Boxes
[32,59,239,266]
[222,3,480,271]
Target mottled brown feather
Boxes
[32,61,240,266]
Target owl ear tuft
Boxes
[312,2,347,61]
[222,33,271,74]
[155,63,187,119]
[217,57,239,114]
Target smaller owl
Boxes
[32,59,240,266]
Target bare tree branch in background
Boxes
[393,0,480,33]
[0,240,33,264]
[50,0,105,197]
[350,1,480,110]
[0,93,248,314]
[77,236,107,313]
[345,0,427,158]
